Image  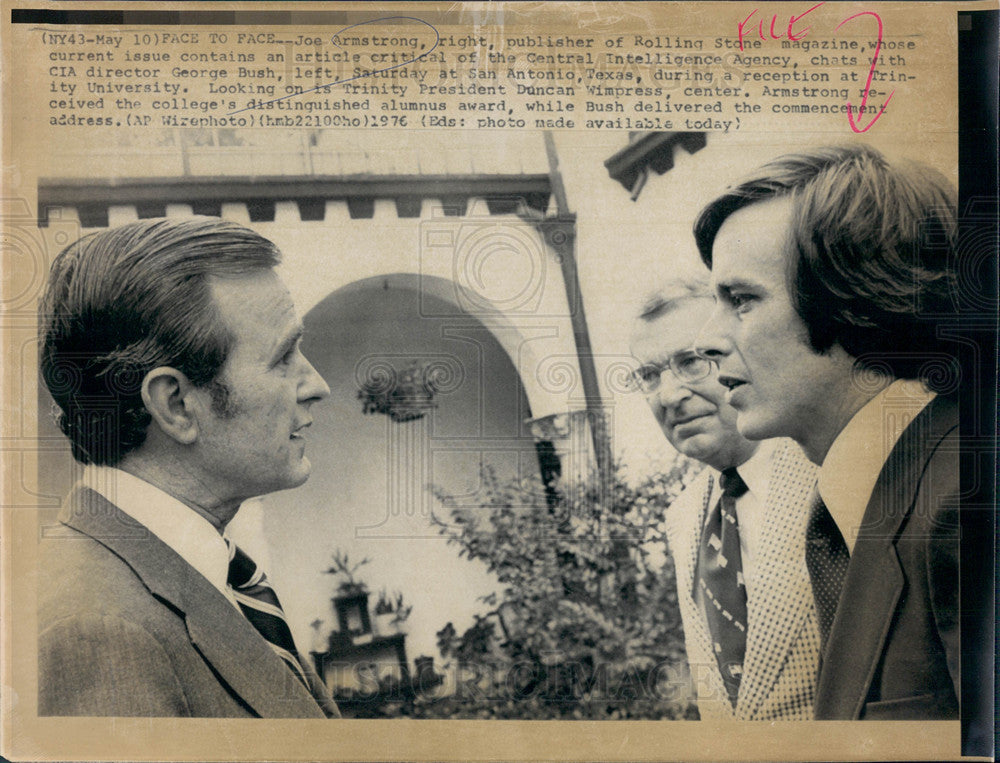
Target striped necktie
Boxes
[226,540,310,689]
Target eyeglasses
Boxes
[627,350,715,393]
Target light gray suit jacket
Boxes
[38,487,339,717]
[663,440,820,720]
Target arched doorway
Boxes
[257,273,545,663]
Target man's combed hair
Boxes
[693,144,958,383]
[636,273,712,323]
[39,217,281,466]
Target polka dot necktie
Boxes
[226,541,311,689]
[805,492,850,649]
[695,467,749,707]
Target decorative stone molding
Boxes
[37,174,553,227]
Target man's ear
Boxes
[141,367,202,445]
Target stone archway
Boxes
[257,272,548,664]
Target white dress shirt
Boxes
[704,438,777,600]
[80,464,240,610]
[818,379,936,553]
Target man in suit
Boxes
[37,217,340,717]
[630,276,818,720]
[694,144,967,720]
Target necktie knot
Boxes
[720,467,749,498]
[224,540,311,691]
[222,540,340,716]
[226,541,260,589]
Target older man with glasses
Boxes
[629,275,819,721]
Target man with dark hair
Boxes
[694,144,963,720]
[630,275,818,720]
[38,217,338,717]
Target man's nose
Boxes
[694,304,732,364]
[300,357,331,403]
[655,372,693,407]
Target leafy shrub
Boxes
[412,460,700,720]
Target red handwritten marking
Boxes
[736,3,893,131]
[737,3,825,51]
[737,9,757,50]
[765,13,781,41]
[836,11,895,133]
[788,3,824,40]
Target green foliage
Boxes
[415,461,701,720]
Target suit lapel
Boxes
[61,488,327,719]
[738,441,819,719]
[183,599,328,718]
[663,468,730,715]
[681,470,716,665]
[816,395,958,718]
[681,469,713,607]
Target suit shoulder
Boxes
[39,610,193,716]
[38,524,173,629]
[37,526,203,716]
[906,417,960,531]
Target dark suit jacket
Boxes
[814,394,961,720]
[38,487,340,718]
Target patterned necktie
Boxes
[805,492,850,649]
[695,467,750,707]
[226,541,310,689]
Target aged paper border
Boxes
[2,1,995,761]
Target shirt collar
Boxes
[734,438,776,501]
[706,438,775,503]
[818,379,936,553]
[80,464,232,600]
